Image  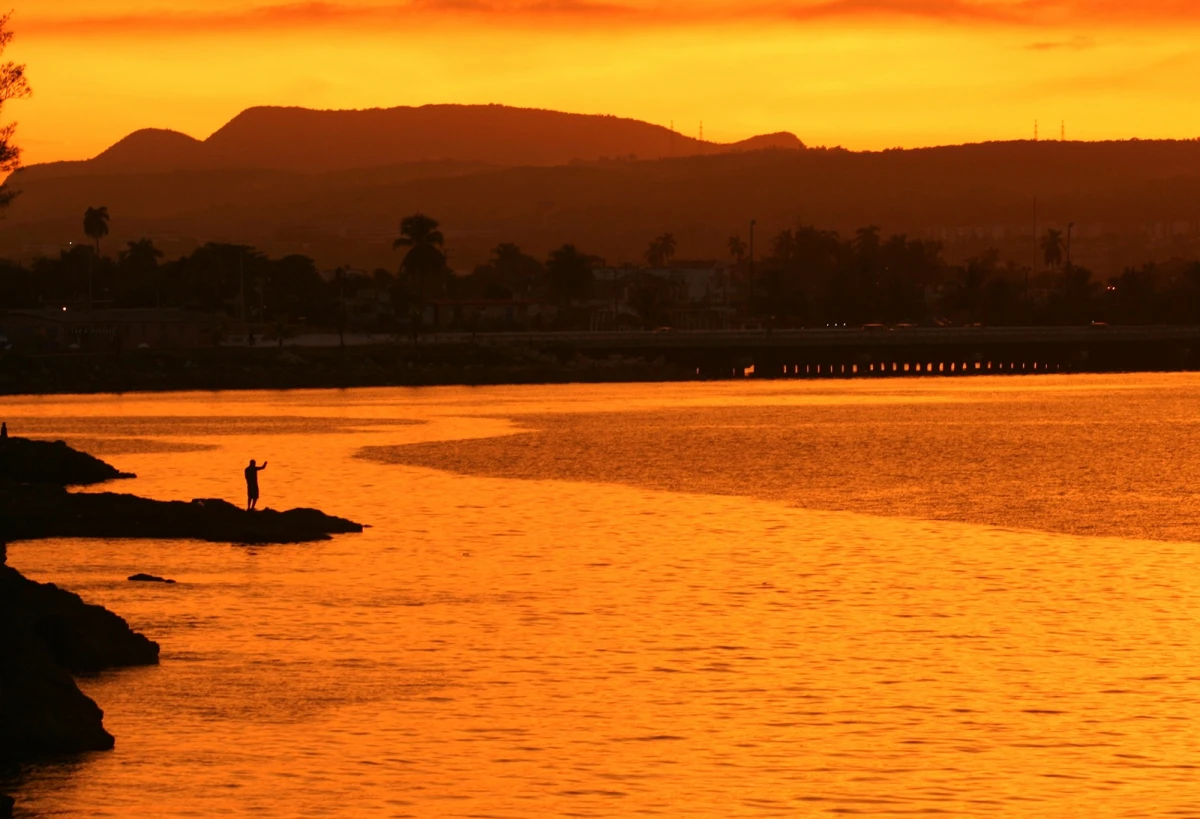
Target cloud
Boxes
[1026,34,1096,49]
[22,1,638,35]
[21,0,1200,35]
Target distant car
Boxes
[1090,321,1109,328]
[892,323,917,329]
[652,326,675,334]
[861,323,886,331]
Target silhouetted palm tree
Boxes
[728,235,746,263]
[393,213,446,329]
[644,232,677,268]
[83,206,110,257]
[1041,228,1064,271]
[657,232,676,264]
[82,206,110,308]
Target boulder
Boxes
[128,573,176,584]
[0,437,135,486]
[0,544,159,760]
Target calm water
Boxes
[5,375,1200,817]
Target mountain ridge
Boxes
[13,104,805,181]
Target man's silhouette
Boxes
[244,459,268,510]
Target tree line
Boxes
[749,224,1200,327]
[0,210,605,330]
[5,207,1200,330]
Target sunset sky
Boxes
[10,1,1200,166]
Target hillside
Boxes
[3,106,1200,273]
[14,104,804,181]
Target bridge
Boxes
[457,325,1200,378]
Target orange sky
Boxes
[9,1,1200,166]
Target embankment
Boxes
[0,343,687,396]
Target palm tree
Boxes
[656,232,676,265]
[393,213,446,331]
[82,206,110,308]
[1041,228,1064,271]
[644,239,664,268]
[83,206,110,257]
[644,232,677,268]
[728,235,747,263]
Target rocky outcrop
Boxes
[0,436,362,544]
[0,542,160,760]
[0,438,360,812]
[0,486,363,544]
[129,574,175,584]
[0,437,135,485]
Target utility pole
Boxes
[749,218,756,319]
[1028,197,1037,324]
[336,266,347,348]
[239,252,246,330]
[1066,222,1074,268]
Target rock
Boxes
[0,439,362,545]
[0,437,135,486]
[0,486,363,544]
[1,791,12,817]
[128,573,176,584]
[1,551,159,760]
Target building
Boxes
[424,299,557,330]
[591,260,737,329]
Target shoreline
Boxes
[0,344,696,398]
[3,339,1194,398]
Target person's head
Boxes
[249,459,256,467]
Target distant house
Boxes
[346,288,395,327]
[592,261,737,329]
[424,299,556,330]
[0,308,216,351]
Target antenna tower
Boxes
[1061,120,1065,141]
[1034,119,1039,141]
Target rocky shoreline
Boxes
[0,540,161,814]
[1,485,364,544]
[0,438,364,813]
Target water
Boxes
[5,375,1200,817]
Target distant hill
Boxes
[3,106,1200,275]
[16,104,805,180]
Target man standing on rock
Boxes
[244,459,268,510]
